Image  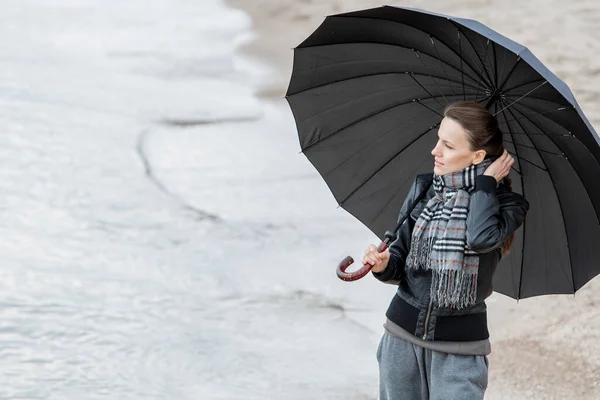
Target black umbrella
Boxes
[285,6,600,299]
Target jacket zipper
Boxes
[422,297,434,340]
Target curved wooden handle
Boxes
[336,241,389,281]
[335,181,432,282]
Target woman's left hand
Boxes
[483,149,514,182]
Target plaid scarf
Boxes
[405,159,494,309]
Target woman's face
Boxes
[431,117,485,176]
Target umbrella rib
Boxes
[497,101,527,300]
[500,106,571,124]
[502,93,570,110]
[505,150,548,172]
[338,123,441,207]
[492,42,498,91]
[302,92,459,152]
[414,50,449,104]
[474,39,491,102]
[504,103,576,293]
[458,30,466,100]
[511,102,600,226]
[409,73,445,108]
[502,131,573,137]
[495,55,522,94]
[502,78,547,94]
[449,22,493,88]
[408,71,479,92]
[493,81,549,116]
[429,36,457,97]
[415,99,443,117]
[334,15,485,83]
[503,140,567,156]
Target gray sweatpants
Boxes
[377,332,488,400]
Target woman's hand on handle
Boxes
[363,244,390,273]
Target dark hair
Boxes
[443,101,514,257]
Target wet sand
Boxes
[227,0,600,399]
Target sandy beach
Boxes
[228,1,600,399]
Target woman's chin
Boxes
[433,165,444,175]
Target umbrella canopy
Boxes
[285,6,600,299]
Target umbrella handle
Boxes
[336,241,389,281]
[335,177,432,282]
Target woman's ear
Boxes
[472,150,487,165]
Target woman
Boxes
[363,101,529,400]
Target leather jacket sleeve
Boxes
[466,175,530,253]
[372,176,419,284]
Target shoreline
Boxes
[226,0,371,99]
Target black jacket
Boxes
[373,173,529,342]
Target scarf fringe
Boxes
[431,269,478,309]
[407,237,478,309]
[406,236,437,271]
